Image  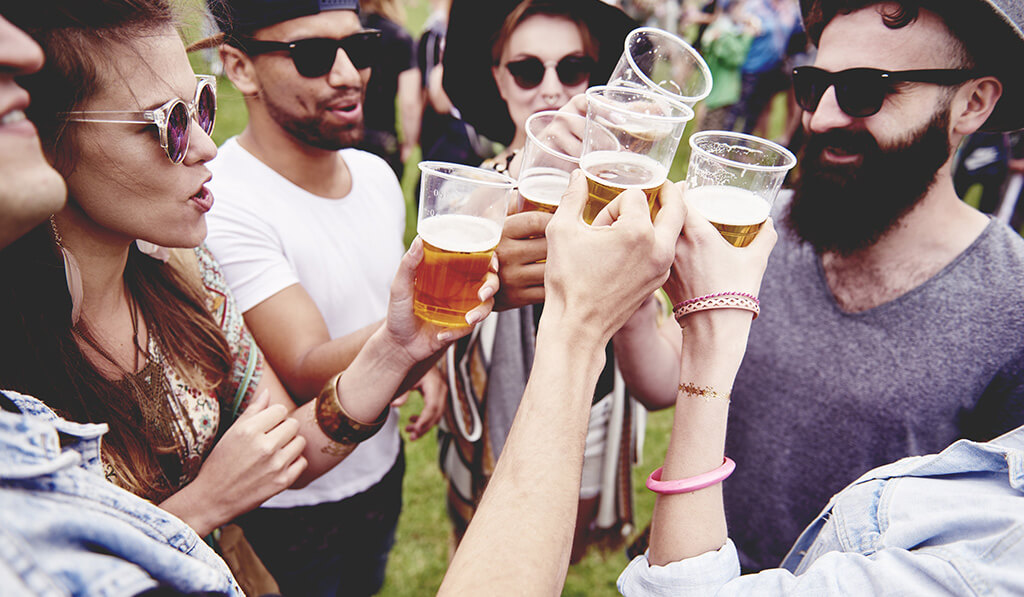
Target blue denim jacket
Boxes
[619,427,1024,596]
[0,391,243,597]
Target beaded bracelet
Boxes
[646,457,736,495]
[315,372,389,445]
[673,292,759,322]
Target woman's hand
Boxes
[163,390,307,534]
[382,237,498,367]
[543,172,684,343]
[662,181,777,308]
[493,211,550,310]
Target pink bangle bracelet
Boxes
[672,292,759,312]
[646,457,736,495]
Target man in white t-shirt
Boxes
[201,1,444,594]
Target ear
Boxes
[950,76,1002,136]
[219,44,261,97]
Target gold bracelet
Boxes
[678,382,731,404]
[315,372,389,445]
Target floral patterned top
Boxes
[104,245,264,490]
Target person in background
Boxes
[358,0,421,179]
[696,0,755,131]
[614,0,1024,572]
[440,0,638,562]
[201,0,450,594]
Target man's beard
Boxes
[787,108,952,255]
[263,90,365,151]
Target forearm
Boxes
[440,310,607,596]
[291,326,416,483]
[160,482,230,537]
[275,320,381,399]
[647,311,754,566]
[613,296,683,410]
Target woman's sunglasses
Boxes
[238,30,382,78]
[504,55,596,90]
[792,66,980,118]
[61,74,216,164]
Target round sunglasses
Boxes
[792,66,980,118]
[61,74,216,164]
[503,55,596,90]
[238,30,382,78]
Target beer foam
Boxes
[687,185,770,226]
[418,214,502,253]
[518,168,571,207]
[580,151,667,189]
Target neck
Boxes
[238,105,353,198]
[52,203,131,321]
[821,166,989,312]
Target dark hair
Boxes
[490,0,599,66]
[2,1,234,501]
[803,1,1005,71]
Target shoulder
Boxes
[343,148,403,185]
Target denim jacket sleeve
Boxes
[618,430,1024,596]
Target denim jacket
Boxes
[618,427,1024,596]
[0,391,243,597]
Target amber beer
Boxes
[687,185,770,247]
[414,214,501,327]
[580,151,667,224]
[518,168,571,214]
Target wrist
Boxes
[160,482,224,537]
[678,310,753,381]
[536,301,609,354]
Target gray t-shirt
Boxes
[726,204,1024,571]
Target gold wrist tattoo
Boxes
[315,372,389,453]
[678,382,731,404]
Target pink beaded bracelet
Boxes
[673,293,760,322]
[646,457,736,495]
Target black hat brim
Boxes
[443,0,638,145]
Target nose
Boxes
[804,85,855,133]
[183,118,218,165]
[537,63,566,102]
[0,17,45,75]
[327,47,364,88]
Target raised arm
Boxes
[439,172,685,595]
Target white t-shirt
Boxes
[205,137,406,508]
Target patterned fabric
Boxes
[103,245,264,491]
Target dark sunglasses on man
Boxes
[792,65,981,118]
[238,29,382,78]
[503,55,596,90]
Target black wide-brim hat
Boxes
[799,0,1024,132]
[443,0,638,145]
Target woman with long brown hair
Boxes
[0,0,494,540]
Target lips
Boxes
[190,185,214,213]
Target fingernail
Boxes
[466,310,483,325]
[437,330,454,343]
[478,286,495,301]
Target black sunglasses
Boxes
[792,66,980,118]
[504,55,595,90]
[239,30,382,78]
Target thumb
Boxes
[391,236,424,303]
[237,388,271,419]
[554,169,588,223]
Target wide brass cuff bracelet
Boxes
[315,372,389,445]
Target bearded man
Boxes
[614,0,1024,572]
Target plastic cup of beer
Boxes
[608,27,713,106]
[580,85,694,224]
[686,131,797,247]
[518,111,617,214]
[415,162,515,327]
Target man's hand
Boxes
[493,211,551,311]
